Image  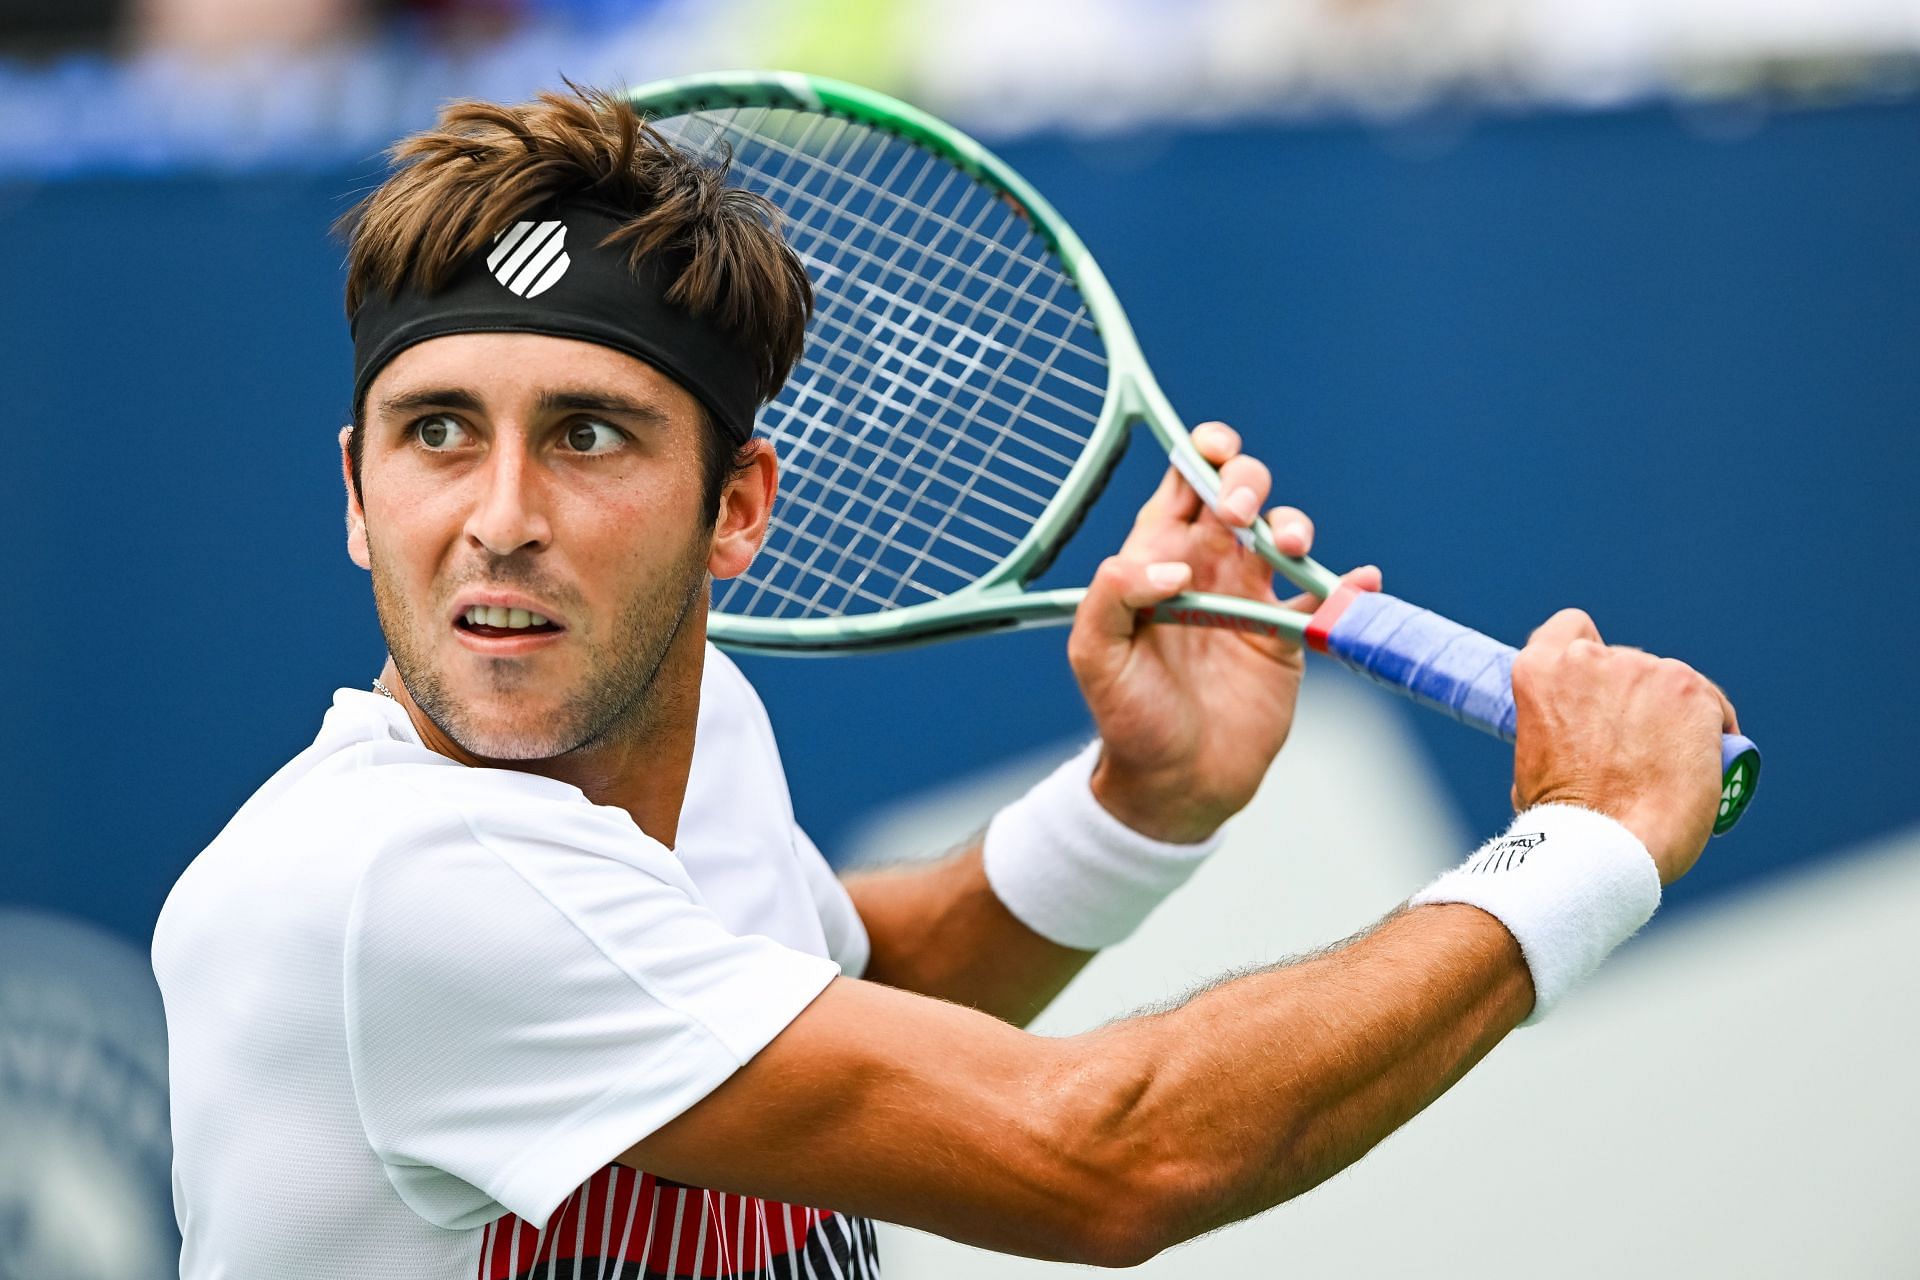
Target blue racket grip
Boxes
[1305,588,1759,834]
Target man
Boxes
[153,86,1737,1278]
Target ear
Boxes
[341,425,371,571]
[709,439,778,581]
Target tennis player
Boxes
[153,87,1737,1279]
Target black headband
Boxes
[350,201,761,444]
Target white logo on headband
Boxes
[488,219,571,298]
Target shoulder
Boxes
[698,644,777,742]
[341,767,708,1020]
[694,643,789,785]
[352,762,696,915]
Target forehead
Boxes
[365,332,702,420]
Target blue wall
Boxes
[4,99,1915,948]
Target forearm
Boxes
[844,842,1095,1026]
[630,895,1536,1267]
[1063,902,1532,1250]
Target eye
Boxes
[412,414,470,451]
[562,419,626,456]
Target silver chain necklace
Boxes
[371,678,396,701]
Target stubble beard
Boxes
[368,534,711,762]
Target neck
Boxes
[377,618,707,849]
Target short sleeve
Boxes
[794,825,870,979]
[343,795,839,1232]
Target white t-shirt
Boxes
[153,645,877,1279]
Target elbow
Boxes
[1056,1153,1220,1268]
[1070,1210,1178,1270]
[1028,1049,1226,1268]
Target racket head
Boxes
[627,72,1156,654]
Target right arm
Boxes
[624,607,1732,1265]
[623,899,1528,1267]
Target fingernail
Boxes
[1226,487,1258,522]
[1147,562,1190,591]
[1282,519,1310,545]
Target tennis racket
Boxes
[628,72,1760,834]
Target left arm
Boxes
[842,422,1379,1025]
[845,841,1090,1027]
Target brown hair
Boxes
[338,83,812,516]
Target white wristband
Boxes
[1410,804,1661,1024]
[982,741,1225,951]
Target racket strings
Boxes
[713,113,1101,346]
[689,107,1001,614]
[752,117,1106,612]
[745,114,1093,612]
[660,105,1109,621]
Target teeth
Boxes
[463,605,553,630]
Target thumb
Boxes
[1069,556,1191,662]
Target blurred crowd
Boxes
[0,0,641,59]
[0,0,1915,178]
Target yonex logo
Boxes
[488,219,570,298]
[1145,605,1282,638]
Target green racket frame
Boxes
[626,72,1760,834]
[628,71,1338,656]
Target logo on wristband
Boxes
[1468,831,1545,874]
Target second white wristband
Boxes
[1411,804,1661,1024]
[982,741,1225,952]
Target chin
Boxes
[413,679,589,761]
[456,726,580,762]
[449,703,591,762]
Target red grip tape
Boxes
[1305,583,1363,653]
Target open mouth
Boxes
[455,605,564,640]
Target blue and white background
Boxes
[2,0,1916,1274]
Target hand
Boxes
[1067,422,1380,843]
[1510,609,1736,884]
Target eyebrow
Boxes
[374,387,483,418]
[372,386,671,426]
[534,389,671,426]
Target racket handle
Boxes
[1305,588,1760,834]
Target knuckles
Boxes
[1565,637,1604,663]
[1653,656,1713,703]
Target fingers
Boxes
[1265,504,1312,557]
[1706,676,1741,734]
[1144,457,1203,524]
[1656,658,1740,737]
[1282,562,1379,613]
[1140,422,1332,588]
[1217,454,1272,527]
[1193,423,1277,531]
[1140,421,1248,527]
[1073,555,1194,650]
[1191,420,1241,465]
[1526,607,1603,652]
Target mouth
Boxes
[450,598,568,654]
[455,603,565,639]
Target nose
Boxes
[463,442,552,557]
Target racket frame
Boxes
[627,72,1339,657]
[625,73,1760,834]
